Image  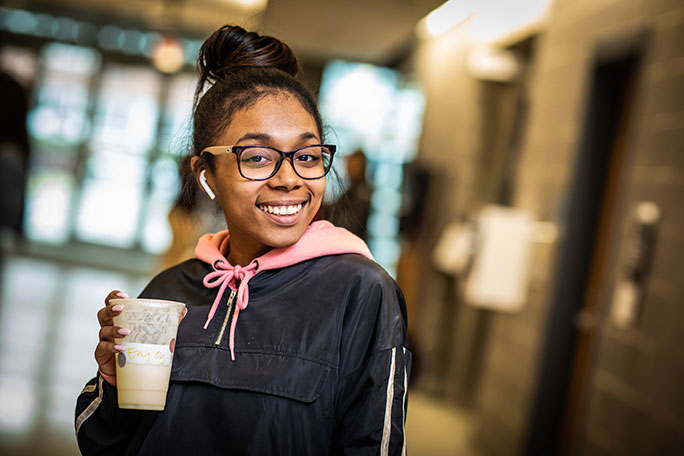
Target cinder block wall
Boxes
[407,25,486,396]
[469,0,684,454]
[406,22,529,401]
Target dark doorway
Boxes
[524,38,644,455]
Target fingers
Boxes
[95,340,124,376]
[97,325,129,369]
[95,290,131,376]
[95,325,128,371]
[99,326,130,343]
[96,340,124,356]
[105,289,129,306]
[97,290,129,328]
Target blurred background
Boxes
[0,0,683,454]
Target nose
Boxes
[268,157,302,189]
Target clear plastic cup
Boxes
[111,298,186,411]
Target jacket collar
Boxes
[194,220,373,360]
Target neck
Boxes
[225,240,272,267]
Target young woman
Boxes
[75,25,411,455]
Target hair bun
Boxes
[198,25,300,85]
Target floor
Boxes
[405,392,476,456]
[0,251,475,455]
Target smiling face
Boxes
[193,93,326,265]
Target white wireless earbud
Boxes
[199,169,216,200]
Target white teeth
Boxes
[258,203,303,216]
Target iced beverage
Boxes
[111,298,185,411]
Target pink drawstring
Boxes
[194,221,375,361]
[202,260,258,360]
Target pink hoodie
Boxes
[194,220,374,360]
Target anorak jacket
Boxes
[75,221,411,455]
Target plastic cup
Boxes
[110,298,186,411]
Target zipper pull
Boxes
[215,289,237,345]
[227,289,237,305]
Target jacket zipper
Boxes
[215,289,237,345]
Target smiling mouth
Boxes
[257,203,304,216]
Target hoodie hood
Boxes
[194,220,373,360]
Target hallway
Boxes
[0,252,475,455]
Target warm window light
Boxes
[416,0,474,39]
[151,36,185,73]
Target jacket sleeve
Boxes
[331,261,412,455]
[74,265,191,454]
[75,375,158,454]
[331,345,412,455]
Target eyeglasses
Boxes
[201,144,336,181]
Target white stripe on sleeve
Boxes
[381,347,397,456]
[401,347,408,456]
[75,375,104,436]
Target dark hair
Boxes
[178,25,325,209]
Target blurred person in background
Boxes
[325,149,372,241]
[159,155,222,270]
[0,70,30,237]
[75,25,411,455]
[0,69,30,299]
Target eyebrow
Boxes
[236,132,320,144]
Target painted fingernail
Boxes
[116,292,129,298]
[111,305,124,312]
[117,328,130,336]
[114,344,124,351]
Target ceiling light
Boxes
[416,0,550,43]
[416,0,474,39]
[470,0,549,43]
[467,44,520,81]
[227,0,268,11]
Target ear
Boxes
[190,155,201,176]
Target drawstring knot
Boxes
[202,259,259,360]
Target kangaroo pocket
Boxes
[170,345,331,402]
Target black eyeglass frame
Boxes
[201,144,337,181]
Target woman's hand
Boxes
[95,290,131,378]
